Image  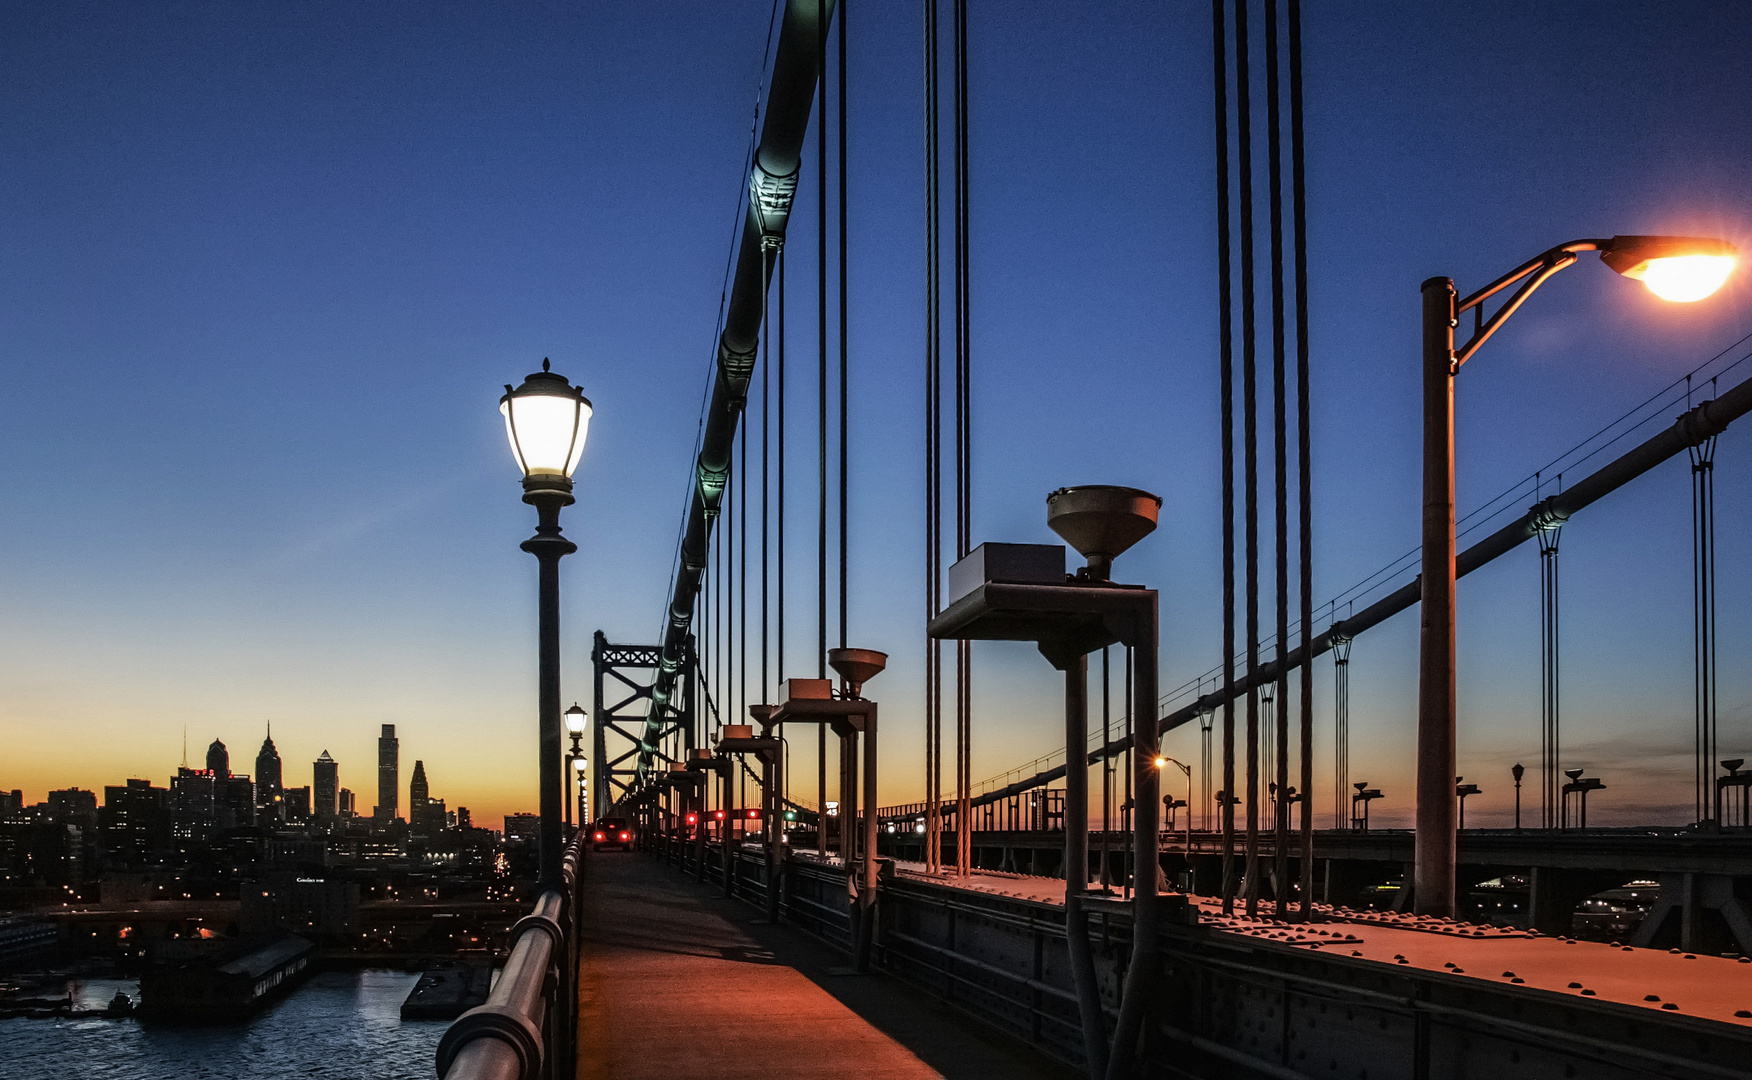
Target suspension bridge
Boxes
[436,2,1752,1078]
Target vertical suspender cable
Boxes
[953,0,973,879]
[740,357,749,725]
[817,2,831,843]
[778,251,786,693]
[762,246,771,704]
[1235,0,1263,919]
[1692,431,1718,823]
[1212,0,1239,916]
[924,0,943,876]
[1265,0,1291,917]
[838,0,850,652]
[1289,0,1314,919]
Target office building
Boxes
[206,738,230,779]
[281,786,311,822]
[375,724,398,823]
[255,728,283,823]
[313,751,338,819]
[100,780,172,867]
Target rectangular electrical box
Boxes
[783,677,833,701]
[947,542,1066,604]
[719,724,754,740]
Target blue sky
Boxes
[2,1,1749,827]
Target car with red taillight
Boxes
[591,817,633,852]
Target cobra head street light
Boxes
[1418,234,1735,918]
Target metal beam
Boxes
[641,0,837,788]
[964,372,1752,808]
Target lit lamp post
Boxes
[500,359,593,891]
[1417,236,1735,917]
[1156,755,1193,856]
[565,704,586,830]
[1511,762,1525,833]
[573,756,588,829]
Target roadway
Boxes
[574,851,1076,1080]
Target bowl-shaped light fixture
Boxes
[564,703,586,735]
[1600,235,1738,303]
[501,359,593,479]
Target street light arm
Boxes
[1454,239,1610,366]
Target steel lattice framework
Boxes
[592,631,695,815]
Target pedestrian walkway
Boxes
[575,853,1075,1080]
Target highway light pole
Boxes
[501,359,593,892]
[1417,236,1734,917]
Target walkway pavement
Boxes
[575,853,1076,1080]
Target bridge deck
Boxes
[867,855,1752,1028]
[575,852,1075,1080]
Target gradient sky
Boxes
[2,1,1750,829]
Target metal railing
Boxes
[436,832,584,1080]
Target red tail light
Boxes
[593,832,605,842]
[618,832,630,841]
[685,813,698,825]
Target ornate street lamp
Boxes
[564,704,587,829]
[1417,235,1735,917]
[501,359,593,890]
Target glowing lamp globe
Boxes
[501,359,592,480]
[1601,235,1738,303]
[564,703,587,735]
[572,757,588,773]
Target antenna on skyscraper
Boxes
[182,725,187,767]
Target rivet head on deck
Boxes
[1502,971,1515,978]
[1662,1003,1679,1011]
[1581,989,1596,996]
[1736,1009,1751,1017]
[1645,995,1661,1002]
[1670,948,1682,954]
[1568,982,1583,989]
[1684,954,1697,959]
[1511,978,1525,984]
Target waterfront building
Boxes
[255,728,283,823]
[375,724,399,823]
[313,750,339,819]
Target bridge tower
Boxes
[591,631,696,817]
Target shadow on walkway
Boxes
[577,851,1077,1080]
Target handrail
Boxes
[437,832,586,1080]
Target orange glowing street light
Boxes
[1415,232,1738,920]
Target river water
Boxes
[0,970,444,1080]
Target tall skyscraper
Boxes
[255,728,283,822]
[313,751,338,819]
[375,724,398,822]
[338,788,356,816]
[409,760,429,807]
[206,738,230,779]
